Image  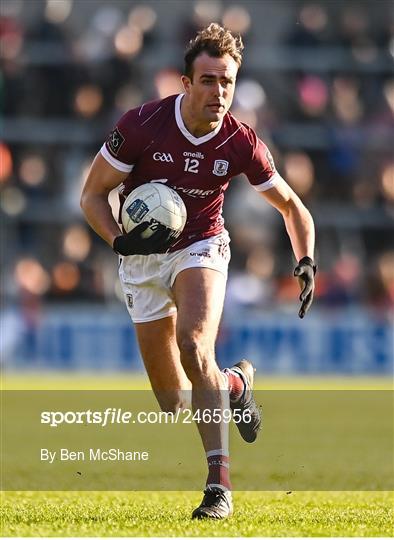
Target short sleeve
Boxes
[100,109,144,173]
[243,128,279,192]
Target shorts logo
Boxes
[189,251,211,258]
[107,127,125,156]
[126,199,149,223]
[126,294,134,309]
[213,159,229,176]
[153,152,174,163]
[218,240,230,260]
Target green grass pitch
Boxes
[2,373,393,537]
[2,491,393,537]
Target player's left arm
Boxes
[261,175,316,318]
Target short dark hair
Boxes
[184,23,244,80]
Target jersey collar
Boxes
[175,94,223,146]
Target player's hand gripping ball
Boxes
[294,256,317,319]
[113,183,187,256]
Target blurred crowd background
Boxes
[1,0,393,333]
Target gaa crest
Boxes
[212,159,229,176]
[126,294,134,309]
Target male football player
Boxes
[81,23,316,519]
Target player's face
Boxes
[182,53,238,125]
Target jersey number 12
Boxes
[184,158,199,174]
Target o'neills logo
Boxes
[183,151,205,159]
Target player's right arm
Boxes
[81,141,175,256]
[80,152,126,248]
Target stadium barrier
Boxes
[2,306,393,374]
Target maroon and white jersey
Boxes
[100,94,279,251]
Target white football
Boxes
[121,183,187,239]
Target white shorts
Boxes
[119,231,231,323]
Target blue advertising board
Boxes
[2,306,393,374]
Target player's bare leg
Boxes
[173,268,228,451]
[135,315,191,412]
[173,267,233,518]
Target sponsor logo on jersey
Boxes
[107,127,125,156]
[126,199,149,223]
[126,294,134,309]
[183,151,205,159]
[213,159,229,176]
[153,152,174,163]
[265,148,276,172]
[173,186,216,198]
